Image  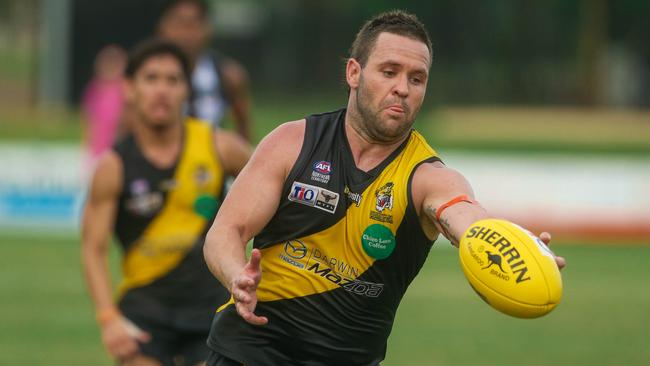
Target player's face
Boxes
[349,32,430,143]
[127,55,188,128]
[158,3,210,58]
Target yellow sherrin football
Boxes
[458,219,563,318]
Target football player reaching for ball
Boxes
[202,10,566,366]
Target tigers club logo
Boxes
[370,182,394,223]
[375,182,394,212]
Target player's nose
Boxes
[392,74,409,98]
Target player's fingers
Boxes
[235,300,267,326]
[241,311,268,326]
[134,330,151,343]
[233,289,252,304]
[235,301,253,319]
[105,336,124,357]
[555,255,566,270]
[539,232,552,246]
[116,338,139,360]
[248,249,262,271]
[234,276,255,290]
[123,320,151,343]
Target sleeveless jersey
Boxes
[188,51,230,128]
[207,109,441,364]
[113,118,229,329]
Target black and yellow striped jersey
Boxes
[113,118,229,329]
[208,109,441,364]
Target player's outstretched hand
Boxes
[231,249,269,325]
[539,232,566,270]
[101,314,151,361]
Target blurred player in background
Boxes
[157,0,252,141]
[202,10,565,365]
[81,39,251,366]
[81,44,127,170]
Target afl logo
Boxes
[313,161,332,175]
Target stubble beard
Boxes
[352,77,414,144]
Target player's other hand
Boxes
[231,248,268,326]
[101,314,151,361]
[539,232,566,270]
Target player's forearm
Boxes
[204,225,248,291]
[81,244,116,312]
[429,203,488,246]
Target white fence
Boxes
[0,143,648,240]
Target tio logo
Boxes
[292,186,316,201]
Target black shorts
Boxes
[206,350,244,366]
[124,310,211,366]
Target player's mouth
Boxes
[151,102,171,114]
[386,104,406,115]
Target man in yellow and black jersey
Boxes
[81,39,251,366]
[202,10,566,366]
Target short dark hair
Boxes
[160,0,209,21]
[125,38,191,82]
[350,10,432,67]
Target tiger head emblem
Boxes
[375,182,394,213]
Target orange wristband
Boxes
[96,307,120,326]
[435,195,476,222]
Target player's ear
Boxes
[346,58,361,89]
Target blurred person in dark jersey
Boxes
[157,0,252,141]
[202,10,566,365]
[81,39,251,366]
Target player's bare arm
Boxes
[221,59,251,141]
[81,152,150,360]
[411,161,486,246]
[204,120,305,325]
[213,129,253,176]
[413,162,566,269]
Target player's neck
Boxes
[343,117,407,173]
[133,118,183,168]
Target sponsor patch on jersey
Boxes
[194,164,213,187]
[344,186,362,207]
[127,178,163,217]
[315,189,339,213]
[288,181,339,213]
[158,179,177,191]
[279,240,308,269]
[126,192,163,217]
[311,161,332,184]
[313,161,332,175]
[130,179,149,195]
[362,224,396,260]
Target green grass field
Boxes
[1,232,649,365]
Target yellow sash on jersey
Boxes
[218,131,437,311]
[118,119,224,296]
